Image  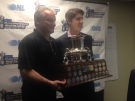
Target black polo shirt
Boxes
[18,29,59,78]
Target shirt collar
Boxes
[34,29,53,42]
[67,29,81,37]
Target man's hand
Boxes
[49,79,66,91]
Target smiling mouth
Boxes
[50,27,55,29]
[78,26,83,28]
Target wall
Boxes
[104,1,135,101]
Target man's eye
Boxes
[76,18,80,20]
[76,18,83,21]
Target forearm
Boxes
[19,69,53,86]
[19,68,66,90]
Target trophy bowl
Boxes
[63,35,92,64]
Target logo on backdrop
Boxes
[91,26,101,31]
[34,1,60,15]
[10,40,21,46]
[10,76,22,82]
[0,51,18,66]
[0,89,22,100]
[9,4,25,11]
[0,15,29,29]
[85,6,105,18]
[92,38,104,46]
[61,19,68,32]
[93,54,100,59]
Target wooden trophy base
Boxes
[55,59,112,87]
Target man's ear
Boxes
[67,20,71,25]
[37,20,40,24]
[36,20,40,26]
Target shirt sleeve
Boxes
[18,37,37,69]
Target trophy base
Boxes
[55,59,112,88]
[65,74,112,88]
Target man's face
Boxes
[68,13,83,32]
[38,10,56,34]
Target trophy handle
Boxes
[85,47,91,61]
[63,48,70,64]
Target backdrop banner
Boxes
[0,0,109,99]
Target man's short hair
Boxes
[65,8,84,22]
[34,6,54,27]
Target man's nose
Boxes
[80,19,83,23]
[52,22,56,26]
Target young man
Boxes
[56,8,95,101]
[18,7,66,101]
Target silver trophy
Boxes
[63,35,92,64]
[56,35,112,87]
